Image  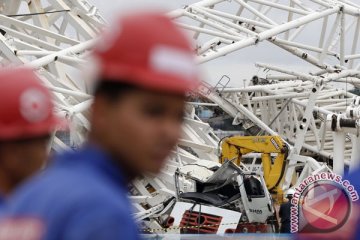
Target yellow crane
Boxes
[220,135,289,202]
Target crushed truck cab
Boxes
[170,160,278,233]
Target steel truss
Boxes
[0,0,106,151]
[170,0,360,187]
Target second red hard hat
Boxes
[0,68,59,141]
[93,12,200,94]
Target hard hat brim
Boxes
[99,63,200,95]
[0,116,63,141]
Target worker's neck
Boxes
[87,135,138,183]
[0,171,16,197]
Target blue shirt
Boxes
[4,145,141,240]
[345,169,360,239]
[0,194,5,214]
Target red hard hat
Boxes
[0,68,59,141]
[93,12,200,94]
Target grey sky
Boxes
[87,0,356,88]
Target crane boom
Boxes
[220,135,289,201]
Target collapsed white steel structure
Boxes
[1,0,360,232]
[170,0,360,183]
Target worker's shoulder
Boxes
[10,150,128,214]
[346,169,360,192]
[279,200,290,208]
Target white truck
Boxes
[165,160,279,234]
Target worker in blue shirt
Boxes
[0,68,59,212]
[279,189,294,233]
[344,169,360,239]
[1,12,199,240]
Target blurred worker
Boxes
[1,12,199,240]
[279,188,294,233]
[0,68,58,209]
[343,171,360,239]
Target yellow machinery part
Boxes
[220,136,288,202]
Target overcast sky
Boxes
[87,0,354,89]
